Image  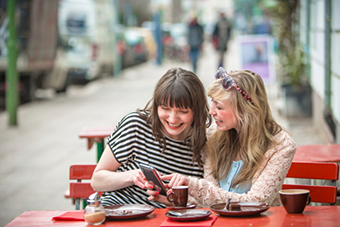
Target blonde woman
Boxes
[147,67,296,206]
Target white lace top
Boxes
[187,130,296,207]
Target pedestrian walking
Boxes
[187,13,204,73]
[212,12,232,68]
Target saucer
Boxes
[166,203,197,210]
[210,202,270,217]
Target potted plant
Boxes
[279,45,311,118]
[262,0,312,118]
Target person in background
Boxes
[187,13,204,73]
[91,67,212,208]
[147,67,296,207]
[212,12,232,68]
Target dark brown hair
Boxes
[137,67,211,165]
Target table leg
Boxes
[83,200,87,209]
[96,139,104,163]
[75,199,80,210]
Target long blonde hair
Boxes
[207,70,283,189]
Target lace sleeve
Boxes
[187,131,296,207]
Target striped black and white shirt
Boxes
[100,112,204,208]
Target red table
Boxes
[293,144,340,162]
[79,127,113,162]
[5,206,340,227]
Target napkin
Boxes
[160,216,217,227]
[52,211,85,221]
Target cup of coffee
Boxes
[279,189,311,214]
[167,186,188,207]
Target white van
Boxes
[58,0,117,81]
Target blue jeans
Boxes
[189,47,200,73]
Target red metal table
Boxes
[79,127,113,162]
[5,206,340,227]
[293,144,340,162]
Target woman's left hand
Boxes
[161,173,189,188]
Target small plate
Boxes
[105,204,155,220]
[166,203,197,210]
[165,209,211,222]
[210,202,269,217]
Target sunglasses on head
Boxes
[215,67,254,105]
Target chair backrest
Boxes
[283,161,339,204]
[69,164,98,209]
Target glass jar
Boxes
[84,192,106,225]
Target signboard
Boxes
[238,35,275,84]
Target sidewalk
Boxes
[0,37,327,226]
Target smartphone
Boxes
[139,163,167,196]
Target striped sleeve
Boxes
[107,112,148,164]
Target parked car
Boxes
[169,23,189,62]
[117,27,148,69]
[141,21,189,62]
[161,22,189,62]
[131,27,157,61]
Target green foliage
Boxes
[262,0,307,86]
[233,0,261,20]
[280,46,307,86]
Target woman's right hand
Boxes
[92,145,148,191]
[145,182,172,205]
[133,169,148,189]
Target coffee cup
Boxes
[279,189,311,214]
[167,186,188,207]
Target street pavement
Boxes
[0,38,328,226]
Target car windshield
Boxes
[66,14,87,34]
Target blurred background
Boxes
[1,0,340,226]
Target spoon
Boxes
[225,198,231,210]
[168,210,209,217]
[168,211,186,217]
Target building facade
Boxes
[299,0,340,143]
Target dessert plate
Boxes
[210,202,270,217]
[105,204,155,220]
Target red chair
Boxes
[66,164,99,210]
[283,162,339,204]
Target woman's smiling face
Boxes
[157,104,194,140]
[209,98,239,132]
